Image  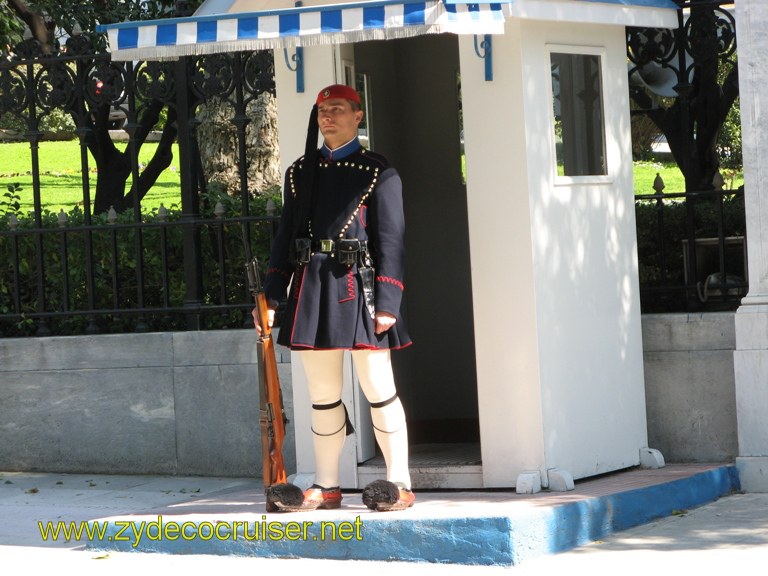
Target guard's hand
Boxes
[374,311,396,334]
[252,306,276,335]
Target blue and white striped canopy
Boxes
[100,0,509,61]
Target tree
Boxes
[2,0,186,215]
[628,0,738,192]
[4,0,182,55]
[1,0,31,51]
[1,0,281,214]
[196,93,282,198]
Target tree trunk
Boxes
[629,2,739,193]
[88,98,175,215]
[195,92,281,197]
[7,0,53,54]
[114,106,178,213]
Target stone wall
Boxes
[0,314,738,477]
[0,330,295,477]
[642,312,738,463]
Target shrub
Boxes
[0,187,282,336]
[634,191,746,312]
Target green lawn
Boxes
[634,160,684,194]
[0,140,744,216]
[0,140,181,215]
[633,160,744,195]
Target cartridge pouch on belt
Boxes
[337,239,362,266]
[295,238,312,264]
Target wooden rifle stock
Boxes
[245,258,288,488]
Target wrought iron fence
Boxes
[634,175,747,313]
[0,10,749,336]
[0,206,279,337]
[0,36,280,337]
[628,0,745,312]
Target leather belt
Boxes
[295,238,369,267]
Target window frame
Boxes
[546,43,612,187]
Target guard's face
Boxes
[317,98,363,149]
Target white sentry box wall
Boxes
[273,14,650,490]
[459,17,648,488]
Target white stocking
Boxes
[352,349,411,490]
[298,350,346,489]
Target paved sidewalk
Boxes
[1,468,767,574]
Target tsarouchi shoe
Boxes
[271,484,343,512]
[362,479,415,511]
[265,482,305,513]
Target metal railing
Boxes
[1,37,279,337]
[634,173,746,313]
[1,23,748,334]
[0,205,279,336]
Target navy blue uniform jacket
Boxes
[264,142,412,351]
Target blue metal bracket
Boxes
[283,47,305,93]
[283,1,305,93]
[474,34,493,82]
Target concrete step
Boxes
[81,463,739,566]
[358,443,483,489]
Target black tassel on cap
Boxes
[292,104,319,250]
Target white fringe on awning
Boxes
[100,1,509,62]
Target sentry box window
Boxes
[550,51,607,178]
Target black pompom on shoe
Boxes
[265,483,304,513]
[362,479,415,511]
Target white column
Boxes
[734,0,768,491]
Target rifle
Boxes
[245,257,289,490]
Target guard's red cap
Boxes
[316,84,361,105]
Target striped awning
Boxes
[98,0,510,62]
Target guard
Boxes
[255,84,415,513]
